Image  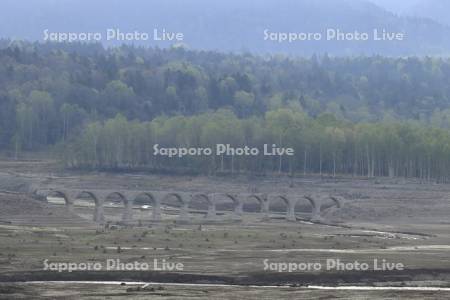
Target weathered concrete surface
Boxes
[36,187,343,224]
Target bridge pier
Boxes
[206,202,216,220]
[94,201,105,223]
[152,199,162,221]
[261,199,270,220]
[286,199,296,222]
[234,201,244,216]
[66,200,74,213]
[311,197,322,221]
[122,200,133,224]
[233,200,244,220]
[178,201,189,221]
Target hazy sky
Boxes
[1,0,449,56]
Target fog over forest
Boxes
[1,0,450,55]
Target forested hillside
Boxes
[2,42,450,179]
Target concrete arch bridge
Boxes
[35,188,344,224]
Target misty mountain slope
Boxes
[0,0,450,55]
[409,0,450,26]
[367,0,450,27]
[365,0,421,15]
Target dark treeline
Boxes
[66,109,450,182]
[2,42,450,180]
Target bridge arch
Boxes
[329,196,342,208]
[294,196,316,217]
[133,192,156,206]
[189,193,213,209]
[161,192,184,204]
[317,196,343,219]
[46,190,72,206]
[267,195,297,221]
[161,192,187,220]
[189,193,214,219]
[316,195,341,213]
[133,192,160,221]
[242,194,264,213]
[104,192,129,205]
[75,191,103,222]
[214,194,239,211]
[75,191,100,205]
[104,192,132,223]
[268,195,289,213]
[190,193,212,206]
